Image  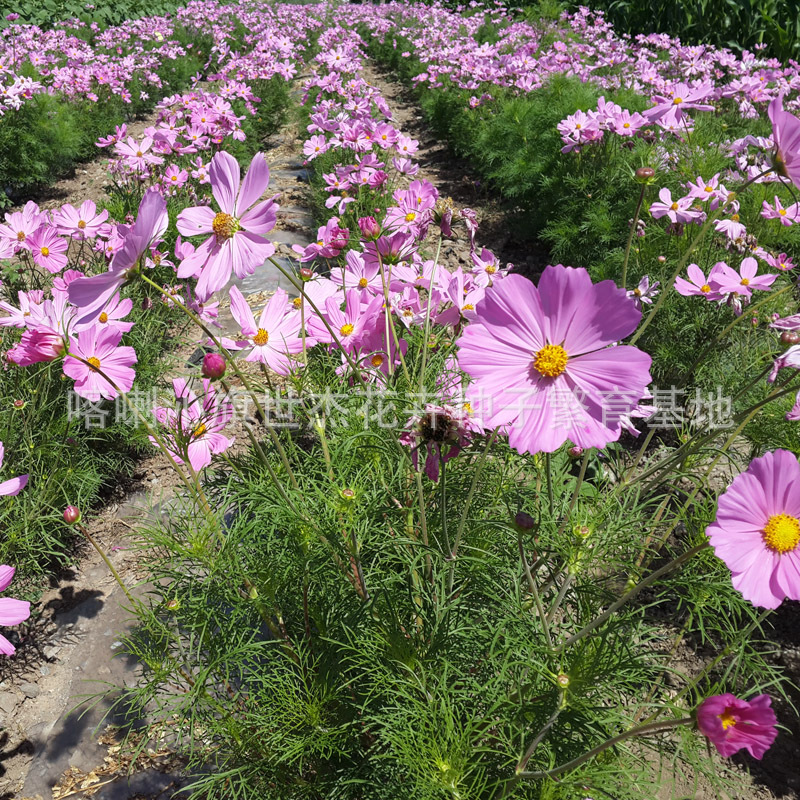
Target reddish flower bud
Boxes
[781,331,800,344]
[63,506,81,524]
[358,216,380,240]
[514,511,536,531]
[567,445,583,459]
[299,267,315,282]
[201,352,226,380]
[635,167,655,183]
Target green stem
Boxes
[519,531,553,650]
[417,236,444,395]
[556,543,709,653]
[78,523,138,608]
[517,717,694,779]
[621,184,646,289]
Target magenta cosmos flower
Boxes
[456,267,652,454]
[177,151,279,301]
[0,565,30,655]
[0,441,27,497]
[706,449,800,609]
[768,93,800,189]
[63,325,137,401]
[696,693,777,759]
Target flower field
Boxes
[1,1,800,798]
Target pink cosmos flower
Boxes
[696,694,778,759]
[709,257,776,298]
[330,250,382,296]
[114,135,164,172]
[303,134,328,160]
[761,195,799,225]
[52,200,109,239]
[0,565,30,655]
[152,378,233,473]
[0,442,27,497]
[706,449,800,609]
[650,188,701,224]
[306,289,382,354]
[674,263,726,299]
[766,252,795,272]
[456,267,652,454]
[177,151,279,301]
[627,276,659,309]
[768,93,800,189]
[228,286,303,375]
[28,226,68,273]
[163,164,189,191]
[63,325,137,401]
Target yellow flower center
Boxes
[701,284,711,293]
[533,344,568,378]
[719,710,737,730]
[705,186,713,192]
[370,354,384,367]
[463,402,473,416]
[732,213,740,221]
[171,175,178,181]
[405,212,417,222]
[623,122,630,128]
[779,209,787,216]
[358,277,368,288]
[193,423,207,438]
[253,328,269,346]
[136,150,143,157]
[575,123,581,129]
[99,312,108,323]
[633,288,642,297]
[40,246,50,257]
[78,219,86,229]
[16,231,25,241]
[673,96,683,104]
[670,202,679,211]
[463,303,474,311]
[87,357,101,370]
[740,278,750,286]
[763,513,800,553]
[486,266,497,274]
[340,323,354,336]
[212,212,239,241]
[292,297,302,309]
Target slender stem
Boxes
[556,543,709,653]
[446,428,499,594]
[417,235,444,395]
[519,532,553,650]
[546,574,574,626]
[439,455,451,556]
[415,470,432,583]
[78,524,137,608]
[622,426,655,485]
[621,184,646,289]
[555,450,590,539]
[518,718,694,779]
[544,453,554,516]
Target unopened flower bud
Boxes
[358,216,380,240]
[514,511,536,531]
[781,331,800,344]
[657,255,666,263]
[567,445,583,459]
[299,267,315,282]
[12,399,24,410]
[63,506,81,525]
[201,352,226,380]
[635,167,655,183]
[167,598,181,611]
[556,673,570,689]
[340,487,357,502]
[141,297,153,311]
